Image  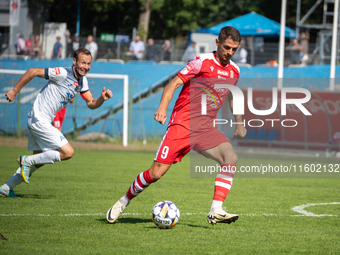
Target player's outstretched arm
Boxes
[154,75,183,125]
[5,68,45,102]
[228,92,247,140]
[85,87,113,110]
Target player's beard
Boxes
[217,51,231,64]
[74,65,89,78]
[223,54,232,63]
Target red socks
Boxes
[213,163,236,201]
[126,169,155,200]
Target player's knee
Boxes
[62,147,74,160]
[151,171,163,181]
[223,151,238,164]
[150,162,168,181]
[67,148,75,159]
[230,152,238,164]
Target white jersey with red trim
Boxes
[173,52,240,131]
[28,67,90,122]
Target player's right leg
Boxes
[0,167,22,198]
[106,124,190,224]
[19,143,73,184]
[19,118,72,183]
[106,161,171,224]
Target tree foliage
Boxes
[32,0,325,39]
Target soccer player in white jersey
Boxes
[106,26,247,225]
[0,48,113,198]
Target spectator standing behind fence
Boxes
[160,40,172,61]
[33,35,44,58]
[232,40,248,64]
[85,35,98,60]
[145,38,158,61]
[72,34,80,55]
[182,41,197,63]
[286,38,303,65]
[15,34,25,55]
[66,30,73,58]
[129,35,145,60]
[25,34,33,56]
[51,36,63,59]
[103,48,114,60]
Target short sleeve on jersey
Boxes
[80,77,92,100]
[177,57,202,84]
[46,67,68,83]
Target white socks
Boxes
[25,150,61,165]
[210,200,223,213]
[119,194,130,206]
[2,167,23,191]
[1,151,61,192]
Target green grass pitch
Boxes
[0,145,339,254]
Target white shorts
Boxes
[27,117,69,152]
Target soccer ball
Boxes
[152,201,180,229]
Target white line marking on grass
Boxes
[291,202,340,217]
[1,208,339,218]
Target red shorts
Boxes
[53,107,67,129]
[154,124,230,164]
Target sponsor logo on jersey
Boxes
[73,81,79,86]
[60,136,65,141]
[210,66,214,72]
[230,70,234,78]
[55,68,61,75]
[217,70,228,76]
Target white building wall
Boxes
[191,33,217,54]
[42,22,67,59]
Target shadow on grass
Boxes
[180,223,211,229]
[19,194,54,199]
[97,218,211,229]
[96,217,151,224]
[143,223,210,229]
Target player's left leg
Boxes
[201,142,239,225]
[0,150,42,198]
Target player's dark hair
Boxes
[218,26,241,43]
[73,48,92,60]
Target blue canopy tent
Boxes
[208,12,296,38]
[207,12,297,65]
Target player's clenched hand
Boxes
[154,109,167,125]
[101,87,113,101]
[5,89,17,102]
[234,125,247,140]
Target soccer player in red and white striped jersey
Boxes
[106,26,247,225]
